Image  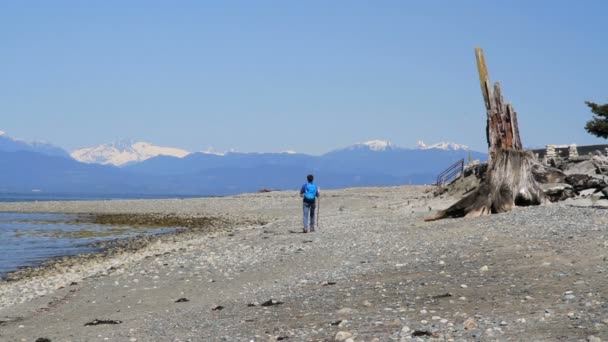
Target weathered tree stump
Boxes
[425,48,548,221]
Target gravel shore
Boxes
[0,186,607,341]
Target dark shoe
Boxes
[303,228,309,233]
[310,227,315,232]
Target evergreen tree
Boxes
[585,101,608,138]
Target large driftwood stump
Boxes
[425,48,548,221]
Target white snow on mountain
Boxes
[200,147,227,156]
[71,139,190,166]
[345,140,398,151]
[416,140,470,151]
[336,139,471,153]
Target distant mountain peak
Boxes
[111,138,137,150]
[342,139,397,152]
[362,140,395,151]
[0,130,70,158]
[71,140,190,166]
[416,140,470,151]
[200,147,227,156]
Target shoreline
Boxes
[1,186,606,341]
[2,213,260,283]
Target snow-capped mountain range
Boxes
[337,140,470,152]
[70,139,190,166]
[0,130,476,166]
[415,140,470,151]
[0,131,487,195]
[72,139,473,166]
[344,140,397,151]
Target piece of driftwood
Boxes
[425,48,548,221]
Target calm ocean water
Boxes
[0,212,179,279]
[0,193,193,279]
[0,193,203,202]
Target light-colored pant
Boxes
[303,201,316,229]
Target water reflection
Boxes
[0,213,177,278]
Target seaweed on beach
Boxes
[260,299,283,307]
[84,319,122,326]
[431,292,453,299]
[3,214,264,283]
[93,213,233,230]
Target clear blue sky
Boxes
[1,0,607,154]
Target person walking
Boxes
[300,174,319,233]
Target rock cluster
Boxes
[441,152,608,206]
[541,153,608,205]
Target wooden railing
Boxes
[435,158,464,186]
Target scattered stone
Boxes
[335,331,353,341]
[175,298,189,303]
[412,330,433,337]
[562,160,599,176]
[464,318,477,330]
[566,174,607,191]
[35,339,51,342]
[543,183,576,201]
[212,305,224,311]
[4,185,608,341]
[579,188,597,198]
[337,308,357,314]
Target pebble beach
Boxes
[0,186,607,341]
